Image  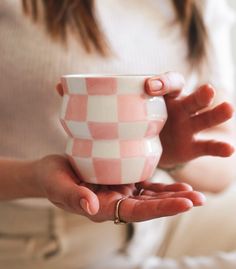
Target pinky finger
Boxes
[193,140,235,158]
[136,181,193,193]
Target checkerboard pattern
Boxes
[60,76,167,184]
[66,137,162,184]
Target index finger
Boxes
[145,72,185,97]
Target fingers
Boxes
[181,84,215,115]
[87,184,205,223]
[145,72,185,97]
[191,102,234,133]
[119,197,193,222]
[135,191,206,206]
[56,83,64,96]
[136,181,193,192]
[193,140,235,158]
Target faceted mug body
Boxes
[60,75,167,184]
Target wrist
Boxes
[18,159,45,198]
[158,162,187,175]
[0,158,45,200]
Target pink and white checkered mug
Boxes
[60,74,167,185]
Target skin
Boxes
[33,155,205,222]
[146,72,236,192]
[0,71,234,223]
[145,73,234,167]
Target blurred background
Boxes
[228,0,236,90]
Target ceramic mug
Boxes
[60,74,167,185]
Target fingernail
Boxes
[149,79,163,91]
[196,192,207,206]
[200,193,207,203]
[80,198,93,215]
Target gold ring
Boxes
[138,188,145,196]
[114,197,128,224]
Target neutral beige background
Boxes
[228,0,236,81]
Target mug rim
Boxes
[62,74,156,78]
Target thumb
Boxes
[145,72,185,98]
[49,173,99,215]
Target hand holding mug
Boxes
[49,73,207,223]
[34,154,205,222]
[145,72,234,168]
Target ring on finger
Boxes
[114,197,128,225]
[138,188,145,196]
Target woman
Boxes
[0,0,235,268]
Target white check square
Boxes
[72,157,97,183]
[66,77,87,94]
[146,97,167,120]
[87,96,118,122]
[121,158,145,183]
[118,122,148,139]
[117,77,145,95]
[65,138,74,155]
[66,121,92,138]
[92,140,120,158]
[145,137,162,156]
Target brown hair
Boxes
[22,0,208,65]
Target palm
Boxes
[159,85,234,168]
[37,155,205,223]
[80,180,204,223]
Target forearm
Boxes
[0,158,43,200]
[171,154,236,193]
[171,128,236,193]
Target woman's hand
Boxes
[145,72,235,168]
[33,154,205,222]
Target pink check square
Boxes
[72,139,92,157]
[118,94,147,121]
[88,122,119,139]
[65,95,88,121]
[93,158,122,184]
[120,140,145,157]
[86,78,117,95]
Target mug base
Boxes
[66,154,160,185]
